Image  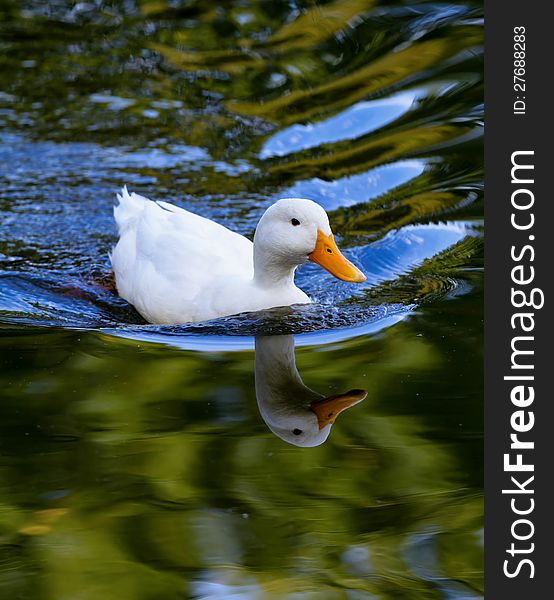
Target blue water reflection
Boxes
[260,91,418,159]
[282,160,426,210]
[358,221,478,285]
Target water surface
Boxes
[0,1,483,598]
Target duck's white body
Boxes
[111,187,365,324]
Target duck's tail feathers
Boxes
[113,185,150,234]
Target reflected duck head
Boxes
[254,335,366,447]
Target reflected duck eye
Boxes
[291,218,300,226]
[292,428,303,435]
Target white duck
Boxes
[255,335,367,447]
[111,187,365,323]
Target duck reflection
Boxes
[254,336,366,447]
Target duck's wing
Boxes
[147,198,253,275]
[111,188,254,321]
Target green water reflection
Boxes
[0,289,482,598]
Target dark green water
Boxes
[0,1,483,598]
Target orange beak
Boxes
[309,230,366,282]
[310,389,367,430]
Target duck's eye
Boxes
[291,218,301,226]
[292,428,303,435]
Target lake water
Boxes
[0,1,483,598]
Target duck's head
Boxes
[253,198,366,283]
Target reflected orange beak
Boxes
[309,230,366,282]
[310,389,367,430]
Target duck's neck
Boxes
[253,245,298,289]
